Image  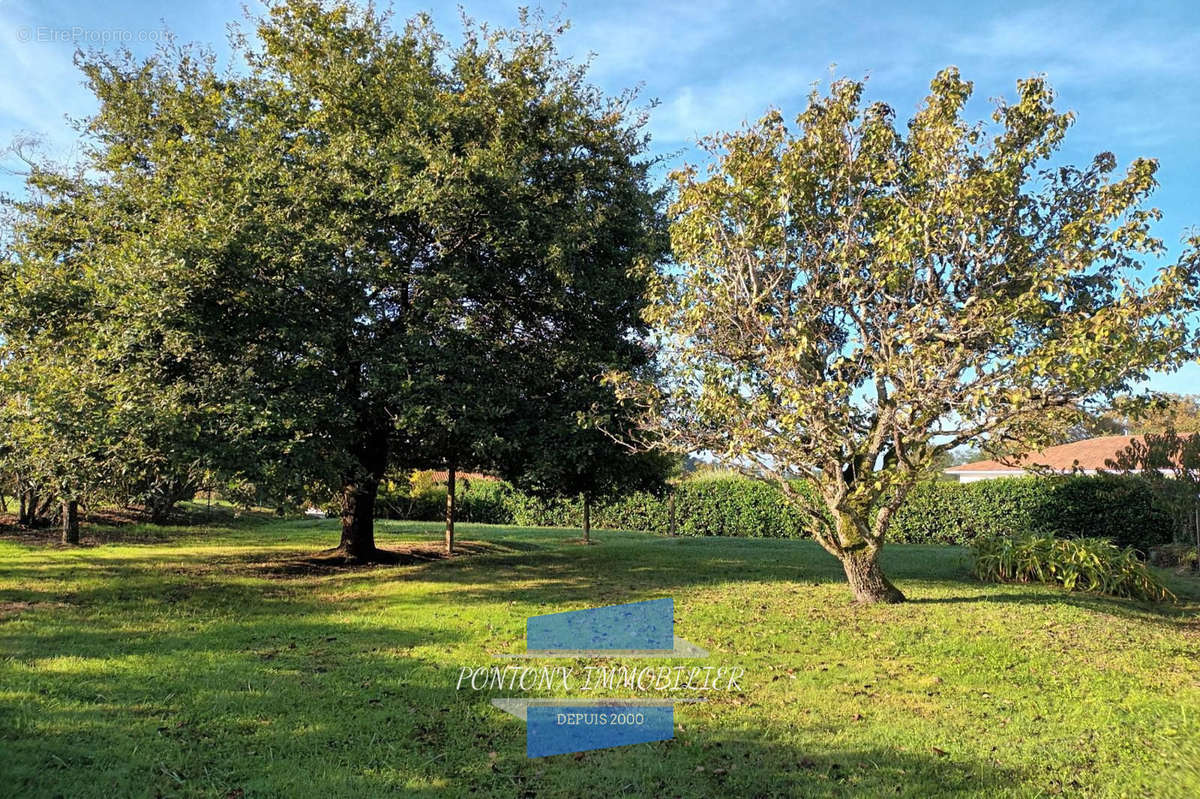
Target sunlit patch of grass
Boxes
[1,519,1198,797]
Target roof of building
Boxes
[422,470,499,483]
[944,435,1170,474]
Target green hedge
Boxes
[496,477,816,537]
[374,473,1175,554]
[502,490,671,532]
[376,475,813,537]
[672,477,814,538]
[888,476,1174,551]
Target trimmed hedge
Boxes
[490,477,818,538]
[503,490,671,532]
[374,472,1175,554]
[888,476,1174,551]
[672,477,814,538]
[377,475,815,537]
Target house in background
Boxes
[944,435,1178,483]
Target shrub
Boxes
[376,477,515,524]
[971,534,1175,602]
[1148,543,1199,569]
[672,478,814,538]
[888,476,1174,552]
[503,478,817,537]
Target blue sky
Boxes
[1,0,1198,393]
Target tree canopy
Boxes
[1,0,666,558]
[624,68,1200,602]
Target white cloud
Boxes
[949,7,1199,85]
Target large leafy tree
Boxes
[628,69,1200,602]
[1,113,217,533]
[3,1,663,560]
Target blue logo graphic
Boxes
[527,597,674,652]
[526,704,675,758]
[490,598,709,758]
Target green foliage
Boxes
[1148,542,1200,569]
[499,478,814,536]
[1117,394,1200,435]
[971,534,1175,602]
[366,471,1178,557]
[888,476,1174,551]
[502,489,669,532]
[1,1,665,551]
[1105,431,1200,545]
[376,477,515,525]
[374,473,1176,552]
[623,64,1200,600]
[671,479,814,538]
[382,475,815,537]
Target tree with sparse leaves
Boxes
[1100,393,1200,435]
[623,68,1200,603]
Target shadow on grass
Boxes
[7,525,1193,632]
[2,522,1181,797]
[1,632,1021,798]
[577,734,1021,799]
[907,589,1199,630]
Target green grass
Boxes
[1,519,1198,798]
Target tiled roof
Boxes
[422,470,499,482]
[944,435,1173,473]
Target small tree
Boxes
[506,397,673,543]
[1103,393,1200,435]
[626,69,1200,602]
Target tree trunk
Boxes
[36,493,55,522]
[337,427,389,561]
[147,494,173,525]
[19,488,35,526]
[62,500,79,545]
[582,494,591,543]
[445,460,455,555]
[839,546,905,604]
[1194,505,1199,573]
[668,490,676,536]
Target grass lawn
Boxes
[1,518,1198,798]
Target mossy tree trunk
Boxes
[826,510,906,604]
[838,546,904,604]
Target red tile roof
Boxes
[422,470,498,483]
[945,435,1175,473]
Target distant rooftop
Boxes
[944,435,1177,474]
[421,470,498,483]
